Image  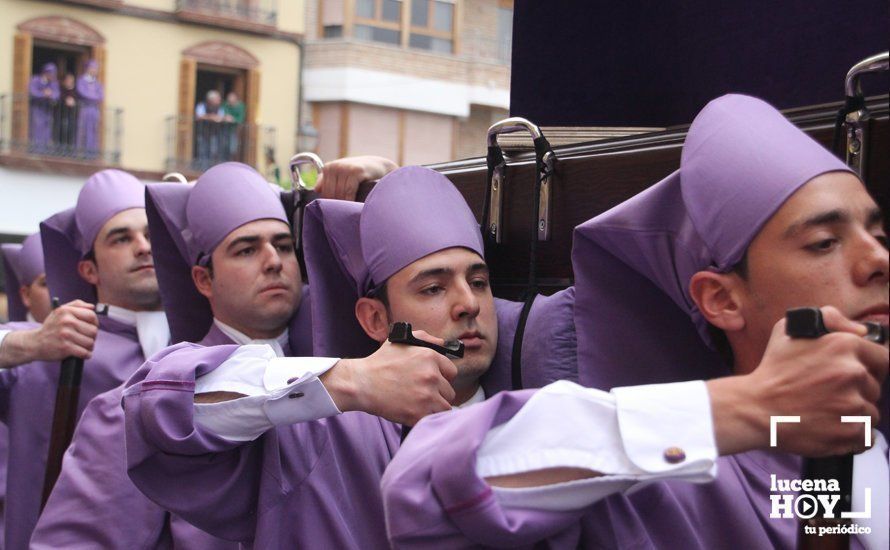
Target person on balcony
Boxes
[194,90,225,169]
[59,73,78,153]
[223,91,245,160]
[76,59,104,160]
[28,63,59,154]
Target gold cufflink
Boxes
[663,447,686,464]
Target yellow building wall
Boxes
[278,0,304,35]
[1,0,301,174]
[124,0,175,10]
[123,0,304,33]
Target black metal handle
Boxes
[784,307,886,550]
[41,298,86,509]
[387,322,464,359]
[388,322,463,442]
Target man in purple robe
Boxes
[2,233,50,324]
[382,94,889,549]
[28,63,60,153]
[31,158,396,548]
[123,164,732,547]
[0,169,174,549]
[1,232,48,549]
[76,59,104,158]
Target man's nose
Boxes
[853,232,889,286]
[134,233,151,256]
[261,243,283,272]
[452,281,480,320]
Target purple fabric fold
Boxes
[1,316,145,549]
[31,326,238,549]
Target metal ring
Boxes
[845,52,888,98]
[288,152,324,191]
[162,172,188,184]
[487,117,544,148]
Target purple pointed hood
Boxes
[573,93,852,390]
[1,233,45,321]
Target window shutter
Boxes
[244,67,261,166]
[12,32,33,150]
[177,57,197,164]
[92,44,107,154]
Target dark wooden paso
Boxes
[357,96,888,300]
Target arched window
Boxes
[174,41,261,169]
[12,16,106,152]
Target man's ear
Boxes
[19,285,32,310]
[77,259,99,286]
[355,297,389,343]
[191,265,213,300]
[689,271,746,333]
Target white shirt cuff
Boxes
[193,345,341,442]
[0,330,9,351]
[476,380,717,511]
[612,380,717,480]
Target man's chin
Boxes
[453,349,494,377]
[255,300,299,325]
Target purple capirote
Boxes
[360,165,484,290]
[185,161,287,266]
[1,232,45,322]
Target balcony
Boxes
[175,0,278,34]
[165,115,274,176]
[0,93,122,169]
[56,0,124,9]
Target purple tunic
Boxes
[31,324,239,549]
[0,316,145,549]
[124,341,401,547]
[75,75,103,155]
[28,75,59,149]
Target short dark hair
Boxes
[83,248,97,265]
[731,250,749,280]
[708,249,750,367]
[367,280,390,307]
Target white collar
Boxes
[26,312,37,324]
[102,304,170,359]
[454,385,486,409]
[213,318,288,358]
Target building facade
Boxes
[0,0,303,243]
[303,0,512,165]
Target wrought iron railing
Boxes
[176,0,278,26]
[0,93,122,164]
[165,115,275,173]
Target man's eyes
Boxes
[470,278,489,289]
[805,238,839,252]
[420,285,444,295]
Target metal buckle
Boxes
[288,152,325,191]
[161,172,188,184]
[486,117,553,243]
[842,52,888,176]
